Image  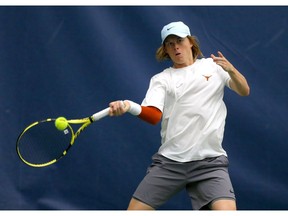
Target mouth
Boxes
[176,52,181,56]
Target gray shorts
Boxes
[132,153,236,210]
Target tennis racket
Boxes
[16,107,110,168]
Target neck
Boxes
[173,59,194,69]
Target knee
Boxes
[210,199,237,210]
[127,198,155,210]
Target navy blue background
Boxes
[0,6,287,209]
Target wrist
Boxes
[227,66,237,75]
[125,100,141,116]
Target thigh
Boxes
[132,153,186,209]
[186,156,236,210]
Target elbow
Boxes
[138,115,161,125]
[239,86,250,96]
[148,117,162,125]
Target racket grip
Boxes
[92,107,110,121]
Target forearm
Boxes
[228,67,250,96]
[124,100,162,125]
[211,51,250,96]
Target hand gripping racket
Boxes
[16,107,110,168]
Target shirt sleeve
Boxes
[141,73,167,112]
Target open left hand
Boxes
[211,51,235,73]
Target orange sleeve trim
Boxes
[138,106,162,125]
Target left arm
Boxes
[211,51,250,96]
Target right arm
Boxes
[109,100,162,125]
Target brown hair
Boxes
[155,35,203,62]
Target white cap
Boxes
[161,21,191,44]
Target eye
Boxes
[177,38,184,43]
[165,41,174,47]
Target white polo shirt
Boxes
[141,58,231,162]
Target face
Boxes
[164,35,194,68]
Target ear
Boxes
[190,41,193,48]
[187,37,193,48]
[163,46,167,54]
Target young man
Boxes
[108,21,250,210]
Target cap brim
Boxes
[162,33,189,44]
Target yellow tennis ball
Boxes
[55,117,68,131]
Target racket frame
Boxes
[16,107,110,168]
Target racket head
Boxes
[16,119,75,168]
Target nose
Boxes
[171,42,179,49]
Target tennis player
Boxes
[109,21,250,210]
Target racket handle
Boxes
[92,107,110,121]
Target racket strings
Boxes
[17,120,73,166]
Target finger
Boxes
[217,51,224,58]
[108,104,114,116]
[113,101,127,116]
[115,101,122,114]
[109,101,119,116]
[211,54,221,62]
[108,106,114,116]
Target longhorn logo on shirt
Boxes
[203,75,212,81]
